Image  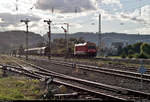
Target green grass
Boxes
[0,55,17,65]
[0,76,44,100]
[0,55,45,100]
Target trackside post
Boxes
[138,60,146,89]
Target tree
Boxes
[142,43,150,55]
[77,37,85,44]
[120,42,150,59]
[50,37,86,55]
[138,52,149,59]
[36,42,46,47]
[121,51,126,58]
[128,49,134,55]
[18,45,24,57]
[117,45,123,55]
[132,42,142,53]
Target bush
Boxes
[128,49,134,55]
[128,54,133,59]
[121,52,126,58]
[133,53,139,58]
[0,94,15,100]
[137,52,149,59]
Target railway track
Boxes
[2,56,150,101]
[25,56,150,83]
[59,60,150,81]
[0,59,127,101]
[49,54,150,66]
[9,56,150,94]
[54,56,150,74]
[27,55,150,74]
[17,56,150,93]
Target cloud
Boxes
[70,23,82,28]
[101,0,122,8]
[35,0,97,13]
[98,4,150,26]
[119,5,150,24]
[0,13,41,27]
[119,14,146,24]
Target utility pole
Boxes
[44,19,52,60]
[20,18,30,60]
[98,14,101,57]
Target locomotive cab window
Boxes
[88,46,96,49]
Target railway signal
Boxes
[61,23,69,58]
[61,26,68,58]
[44,19,52,60]
[20,18,30,60]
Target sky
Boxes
[0,0,150,35]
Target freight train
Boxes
[23,42,97,57]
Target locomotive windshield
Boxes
[88,46,96,49]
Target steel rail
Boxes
[45,59,150,82]
[0,64,128,101]
[12,57,150,100]
[3,56,150,100]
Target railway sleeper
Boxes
[54,92,79,99]
[14,60,135,98]
[11,58,150,100]
[124,91,150,100]
[71,79,127,95]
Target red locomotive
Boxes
[74,42,97,57]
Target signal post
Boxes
[44,19,52,60]
[20,18,30,60]
[61,23,69,58]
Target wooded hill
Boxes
[44,32,150,48]
[0,30,44,53]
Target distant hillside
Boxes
[43,32,150,48]
[0,30,44,52]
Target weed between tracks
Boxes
[0,75,44,100]
[70,57,150,70]
[0,55,18,66]
[41,56,149,69]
